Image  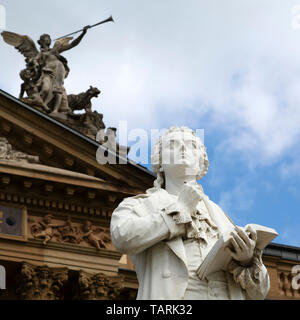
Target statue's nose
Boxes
[181,143,186,153]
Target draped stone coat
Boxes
[110,187,270,300]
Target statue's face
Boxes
[44,216,52,224]
[23,69,31,79]
[40,269,49,278]
[39,35,51,47]
[84,222,92,231]
[161,131,203,179]
[0,141,8,159]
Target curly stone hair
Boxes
[38,34,51,46]
[151,126,209,189]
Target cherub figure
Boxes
[81,220,111,250]
[31,214,64,245]
[19,68,50,112]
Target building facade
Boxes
[0,90,299,300]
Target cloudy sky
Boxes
[1,0,300,247]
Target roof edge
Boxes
[0,89,155,177]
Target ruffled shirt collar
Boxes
[150,186,219,244]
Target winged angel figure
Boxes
[1,27,88,113]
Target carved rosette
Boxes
[16,262,68,300]
[78,270,124,300]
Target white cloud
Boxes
[1,0,300,169]
[218,180,256,223]
[280,157,300,179]
[1,0,300,248]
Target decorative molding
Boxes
[0,91,155,190]
[24,180,33,189]
[25,238,122,260]
[64,157,75,167]
[42,144,54,158]
[1,176,10,184]
[23,135,33,146]
[0,192,113,219]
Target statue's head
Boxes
[83,220,92,231]
[38,34,51,47]
[43,214,54,224]
[87,86,101,98]
[38,266,51,278]
[0,137,11,154]
[151,126,209,188]
[19,69,31,81]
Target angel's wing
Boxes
[1,31,38,59]
[53,37,73,51]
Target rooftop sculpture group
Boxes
[1,17,114,139]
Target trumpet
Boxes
[54,16,114,40]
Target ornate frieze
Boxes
[0,191,113,219]
[29,215,113,250]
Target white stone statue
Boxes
[110,126,271,300]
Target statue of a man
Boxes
[110,126,270,300]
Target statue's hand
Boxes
[83,25,91,33]
[177,182,204,214]
[226,226,257,267]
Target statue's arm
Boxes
[19,83,25,99]
[58,28,88,53]
[110,196,185,255]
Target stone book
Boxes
[197,223,278,280]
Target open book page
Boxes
[197,223,278,280]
